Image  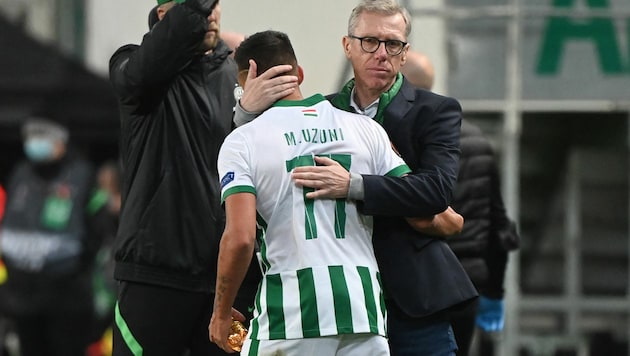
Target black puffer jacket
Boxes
[448,120,519,298]
[109,1,246,293]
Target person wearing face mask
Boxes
[0,117,100,356]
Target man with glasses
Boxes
[235,1,478,355]
[348,35,407,56]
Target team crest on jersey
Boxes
[221,171,235,188]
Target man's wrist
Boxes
[238,100,261,115]
[233,101,260,127]
[348,172,364,200]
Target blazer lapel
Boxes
[384,79,415,121]
[383,79,416,154]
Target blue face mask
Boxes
[24,138,55,162]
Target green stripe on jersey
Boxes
[328,266,353,334]
[286,155,318,239]
[285,155,315,171]
[249,282,263,340]
[247,339,260,356]
[334,199,346,238]
[357,266,379,334]
[256,213,271,272]
[385,164,411,177]
[321,153,350,238]
[303,187,317,239]
[297,268,321,337]
[266,274,286,339]
[221,185,256,203]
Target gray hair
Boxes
[348,0,412,38]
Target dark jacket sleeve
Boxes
[482,157,519,298]
[108,1,211,106]
[360,90,462,217]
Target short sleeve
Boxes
[217,130,256,203]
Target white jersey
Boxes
[218,94,410,341]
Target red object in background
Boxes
[0,184,5,222]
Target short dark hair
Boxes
[234,30,298,76]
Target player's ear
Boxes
[297,65,304,85]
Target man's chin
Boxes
[202,37,219,52]
[365,77,394,91]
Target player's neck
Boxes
[282,88,303,102]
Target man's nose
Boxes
[208,7,218,22]
[373,42,388,59]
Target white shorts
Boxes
[241,333,390,356]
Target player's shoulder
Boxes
[224,124,252,144]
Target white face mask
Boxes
[24,137,56,162]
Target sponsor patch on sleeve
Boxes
[221,172,235,188]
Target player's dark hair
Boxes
[234,30,298,76]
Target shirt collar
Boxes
[349,87,380,119]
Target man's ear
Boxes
[157,6,167,21]
[400,46,409,66]
[297,65,304,85]
[342,36,352,58]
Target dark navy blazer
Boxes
[331,79,478,319]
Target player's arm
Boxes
[210,192,256,353]
[405,206,463,237]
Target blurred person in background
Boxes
[0,117,100,356]
[400,49,434,91]
[85,161,122,356]
[401,49,520,356]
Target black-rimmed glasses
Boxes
[348,35,408,56]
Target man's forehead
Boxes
[355,12,406,36]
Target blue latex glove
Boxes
[475,296,504,332]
